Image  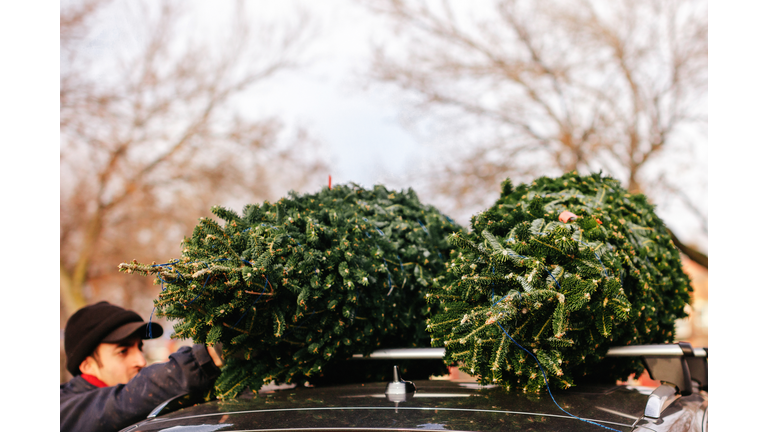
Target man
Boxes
[60,301,224,432]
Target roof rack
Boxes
[353,342,708,396]
[605,342,707,396]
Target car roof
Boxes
[123,379,652,432]
[122,343,708,432]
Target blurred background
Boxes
[59,0,707,382]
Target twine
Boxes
[363,218,386,237]
[147,306,157,339]
[233,275,269,328]
[283,309,319,339]
[479,235,623,431]
[179,263,212,306]
[417,219,429,234]
[497,323,622,432]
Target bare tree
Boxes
[361,0,707,264]
[60,0,328,321]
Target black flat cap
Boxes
[64,301,163,376]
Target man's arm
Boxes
[61,344,220,432]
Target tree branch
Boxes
[667,228,707,269]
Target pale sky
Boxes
[235,0,710,249]
[236,0,430,187]
[61,0,710,249]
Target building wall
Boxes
[675,257,708,348]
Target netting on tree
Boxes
[120,183,462,398]
[426,172,692,393]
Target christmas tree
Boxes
[426,172,692,392]
[120,183,461,398]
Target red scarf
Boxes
[81,374,108,388]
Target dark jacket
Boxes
[60,344,220,432]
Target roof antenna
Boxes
[385,365,416,408]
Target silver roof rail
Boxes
[605,344,707,358]
[352,348,445,360]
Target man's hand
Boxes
[206,343,224,368]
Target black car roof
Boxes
[123,379,651,432]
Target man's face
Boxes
[83,337,147,386]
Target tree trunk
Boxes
[668,228,708,269]
[61,208,105,317]
[60,263,87,318]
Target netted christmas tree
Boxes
[120,183,461,398]
[426,172,692,393]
